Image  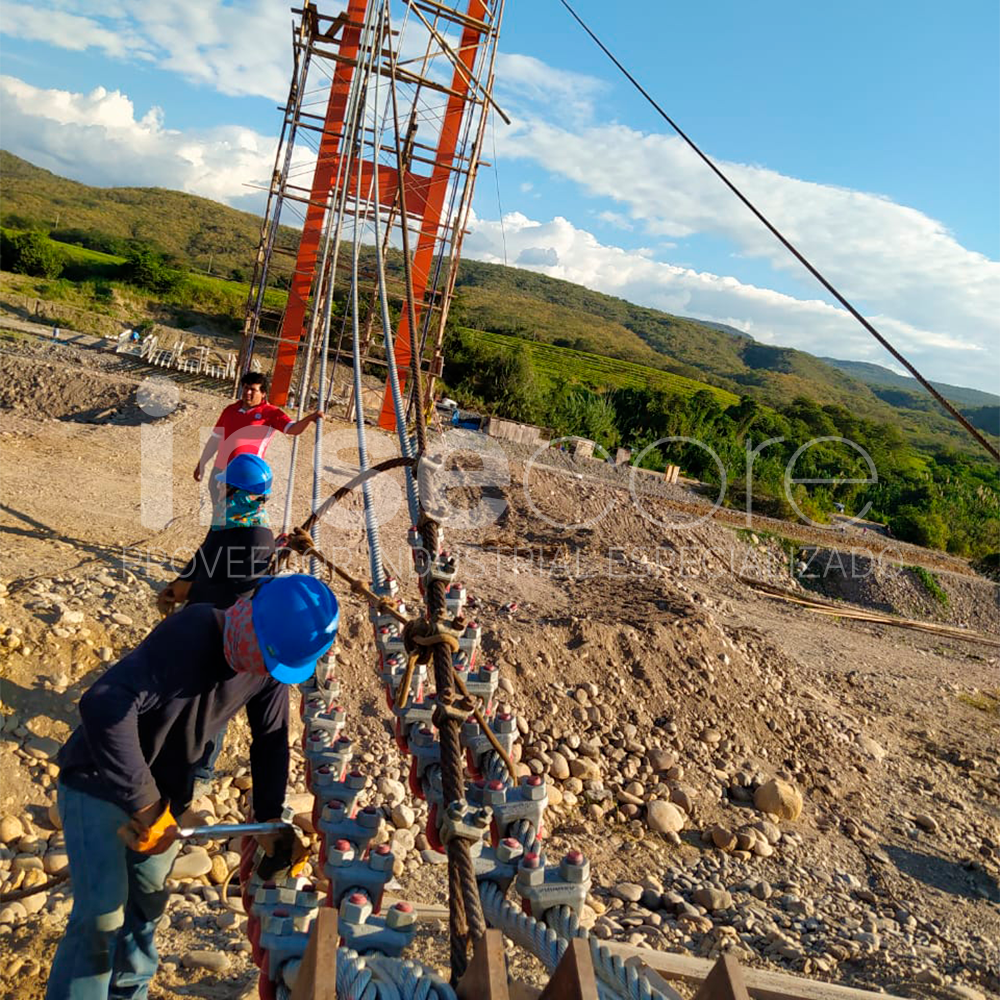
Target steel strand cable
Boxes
[368,6,420,526]
[337,948,380,1000]
[365,956,430,1000]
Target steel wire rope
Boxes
[280,0,382,535]
[409,17,494,410]
[558,0,999,464]
[347,10,391,590]
[322,2,417,410]
[366,0,421,525]
[305,0,399,555]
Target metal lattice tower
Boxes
[237,0,504,424]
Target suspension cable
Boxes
[558,0,999,463]
[370,0,421,525]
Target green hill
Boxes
[819,357,1000,409]
[0,150,298,282]
[1,149,994,456]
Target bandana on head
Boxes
[223,596,268,675]
[213,490,269,532]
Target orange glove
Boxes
[254,817,310,878]
[119,802,179,855]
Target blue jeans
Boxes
[46,783,179,1000]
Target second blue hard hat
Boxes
[251,574,339,684]
[216,453,273,495]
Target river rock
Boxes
[171,848,212,880]
[391,803,415,829]
[208,854,230,885]
[692,887,732,911]
[646,800,685,834]
[754,779,803,821]
[181,950,230,973]
[612,882,643,903]
[856,734,887,761]
[0,816,24,845]
[548,752,571,781]
[43,851,69,876]
[711,825,737,851]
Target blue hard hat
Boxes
[216,454,273,495]
[251,575,339,684]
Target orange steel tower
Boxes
[238,0,505,424]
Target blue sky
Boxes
[1,0,998,393]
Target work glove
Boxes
[119,800,179,855]
[253,817,311,880]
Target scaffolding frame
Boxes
[236,0,504,424]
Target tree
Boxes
[121,245,181,293]
[6,231,63,278]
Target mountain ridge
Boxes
[1,149,994,451]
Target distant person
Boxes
[52,324,60,344]
[194,371,322,514]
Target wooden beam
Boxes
[289,907,338,1000]
[693,955,751,1000]
[538,939,599,1000]
[457,930,510,1000]
[602,943,909,1000]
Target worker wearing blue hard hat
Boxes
[156,453,280,793]
[47,573,338,1000]
[158,454,276,615]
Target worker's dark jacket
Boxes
[178,525,274,609]
[58,604,288,818]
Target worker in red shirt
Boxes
[194,371,323,511]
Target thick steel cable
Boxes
[369,1,420,526]
[559,0,999,464]
[281,0,378,535]
[420,521,484,980]
[387,33,427,457]
[348,20,388,589]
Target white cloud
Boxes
[489,115,1000,393]
[0,75,282,203]
[0,0,297,99]
[463,210,995,392]
[495,53,605,126]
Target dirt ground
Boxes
[0,332,997,1000]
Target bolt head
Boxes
[326,841,355,866]
[559,851,590,883]
[521,775,547,801]
[339,893,373,925]
[496,838,524,863]
[517,853,545,887]
[369,845,394,872]
[386,902,417,930]
[483,783,506,806]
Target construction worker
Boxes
[159,453,276,615]
[157,453,277,791]
[194,371,323,515]
[47,574,339,1000]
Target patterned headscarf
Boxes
[223,596,267,675]
[213,490,269,532]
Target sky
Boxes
[1,0,998,394]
